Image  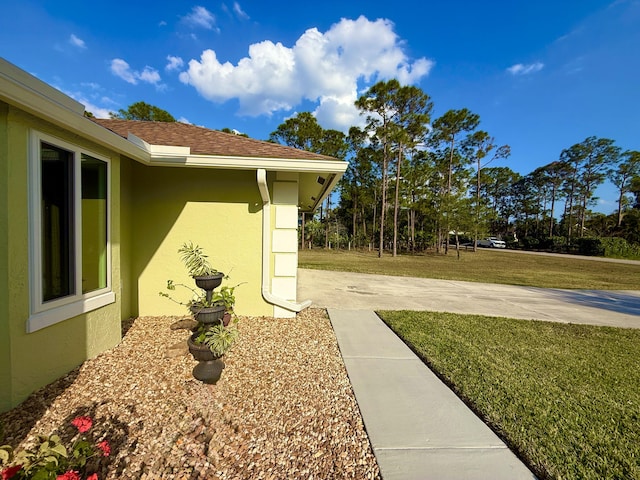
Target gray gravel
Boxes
[0,309,380,479]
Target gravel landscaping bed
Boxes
[0,309,380,479]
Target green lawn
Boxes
[378,310,640,480]
[298,249,640,290]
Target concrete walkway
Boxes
[298,269,640,479]
[330,309,536,480]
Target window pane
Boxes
[81,154,108,293]
[41,143,75,301]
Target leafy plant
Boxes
[193,322,239,356]
[177,242,219,277]
[0,416,110,480]
[160,241,243,360]
[600,236,640,259]
[209,285,237,313]
[159,281,238,312]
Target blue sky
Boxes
[1,0,639,213]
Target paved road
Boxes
[490,248,640,265]
[298,269,640,329]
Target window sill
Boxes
[27,291,116,333]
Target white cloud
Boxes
[99,96,119,106]
[139,66,161,84]
[166,55,184,71]
[80,82,100,90]
[110,59,163,88]
[69,34,86,49]
[67,92,112,118]
[233,2,249,20]
[313,93,364,132]
[184,6,216,30]
[110,59,138,84]
[179,16,434,131]
[82,101,112,118]
[507,62,544,75]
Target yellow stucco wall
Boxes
[0,102,11,411]
[130,162,272,318]
[0,105,123,412]
[119,156,134,320]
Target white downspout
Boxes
[257,169,312,313]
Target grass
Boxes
[378,310,640,480]
[298,248,640,290]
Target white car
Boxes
[477,237,506,248]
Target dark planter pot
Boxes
[194,273,224,294]
[190,304,225,324]
[187,334,225,384]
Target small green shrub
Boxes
[537,236,567,252]
[520,237,540,249]
[575,237,605,256]
[600,237,640,260]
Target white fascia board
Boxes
[127,133,191,156]
[148,153,348,174]
[0,59,150,163]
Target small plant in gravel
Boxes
[0,416,110,480]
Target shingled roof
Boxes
[92,119,338,162]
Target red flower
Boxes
[56,471,81,480]
[86,474,99,480]
[71,416,93,433]
[2,465,22,480]
[97,440,111,457]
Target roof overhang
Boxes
[0,58,150,164]
[1,58,347,212]
[127,133,347,212]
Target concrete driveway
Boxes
[298,269,640,329]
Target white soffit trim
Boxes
[147,152,348,174]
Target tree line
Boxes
[268,80,640,256]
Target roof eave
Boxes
[0,58,150,163]
[147,152,348,174]
[146,151,347,213]
[303,172,342,213]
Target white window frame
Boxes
[27,131,114,333]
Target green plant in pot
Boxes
[187,320,239,384]
[178,241,224,299]
[160,280,228,324]
[159,241,241,384]
[191,322,239,357]
[208,284,238,325]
